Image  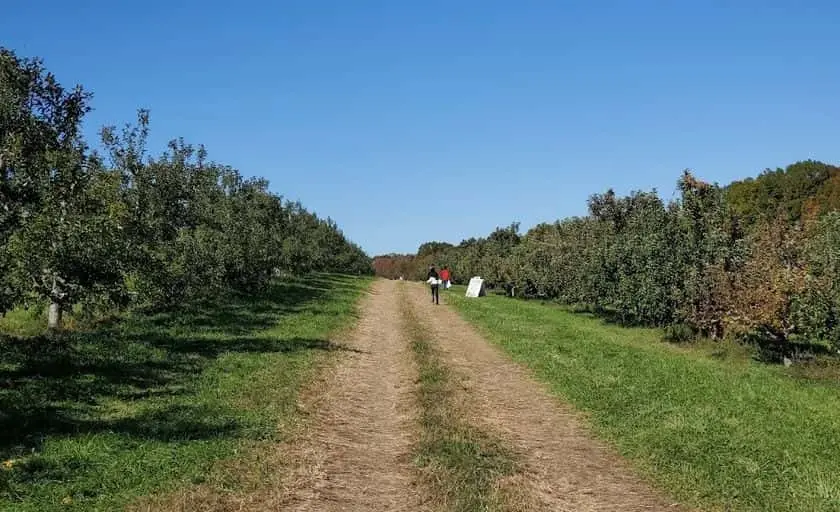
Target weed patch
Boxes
[400,286,515,512]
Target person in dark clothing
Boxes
[427,265,440,305]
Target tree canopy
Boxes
[1,47,371,328]
[378,164,840,352]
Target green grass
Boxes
[0,274,370,511]
[400,285,516,512]
[448,289,840,512]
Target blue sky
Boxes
[4,1,839,255]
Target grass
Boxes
[0,273,370,511]
[448,289,840,512]
[399,285,516,512]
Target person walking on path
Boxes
[440,266,451,290]
[427,265,440,305]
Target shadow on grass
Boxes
[0,275,357,459]
[560,303,839,367]
[746,334,836,364]
[137,273,356,336]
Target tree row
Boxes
[378,162,840,354]
[1,48,370,329]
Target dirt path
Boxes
[143,279,684,511]
[405,283,683,511]
[276,279,427,511]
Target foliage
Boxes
[0,47,371,325]
[793,212,840,350]
[723,216,807,342]
[377,223,523,286]
[1,48,95,317]
[372,254,416,280]
[399,164,840,353]
[725,160,840,229]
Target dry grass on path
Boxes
[279,279,425,511]
[400,284,519,512]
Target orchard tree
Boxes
[8,158,128,329]
[673,171,735,337]
[725,215,806,342]
[2,48,84,313]
[794,212,840,348]
[1,47,128,328]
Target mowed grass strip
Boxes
[448,289,840,512]
[0,273,370,512]
[400,285,516,512]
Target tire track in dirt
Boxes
[405,283,685,511]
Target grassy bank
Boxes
[448,290,840,512]
[0,274,370,511]
[400,285,515,512]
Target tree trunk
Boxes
[48,300,62,330]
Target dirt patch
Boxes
[134,280,426,512]
[405,283,685,511]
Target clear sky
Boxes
[3,1,839,255]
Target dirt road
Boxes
[272,279,428,511]
[151,279,684,511]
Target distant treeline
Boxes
[375,161,840,352]
[1,48,370,329]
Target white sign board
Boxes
[465,277,486,298]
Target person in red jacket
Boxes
[440,266,451,290]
